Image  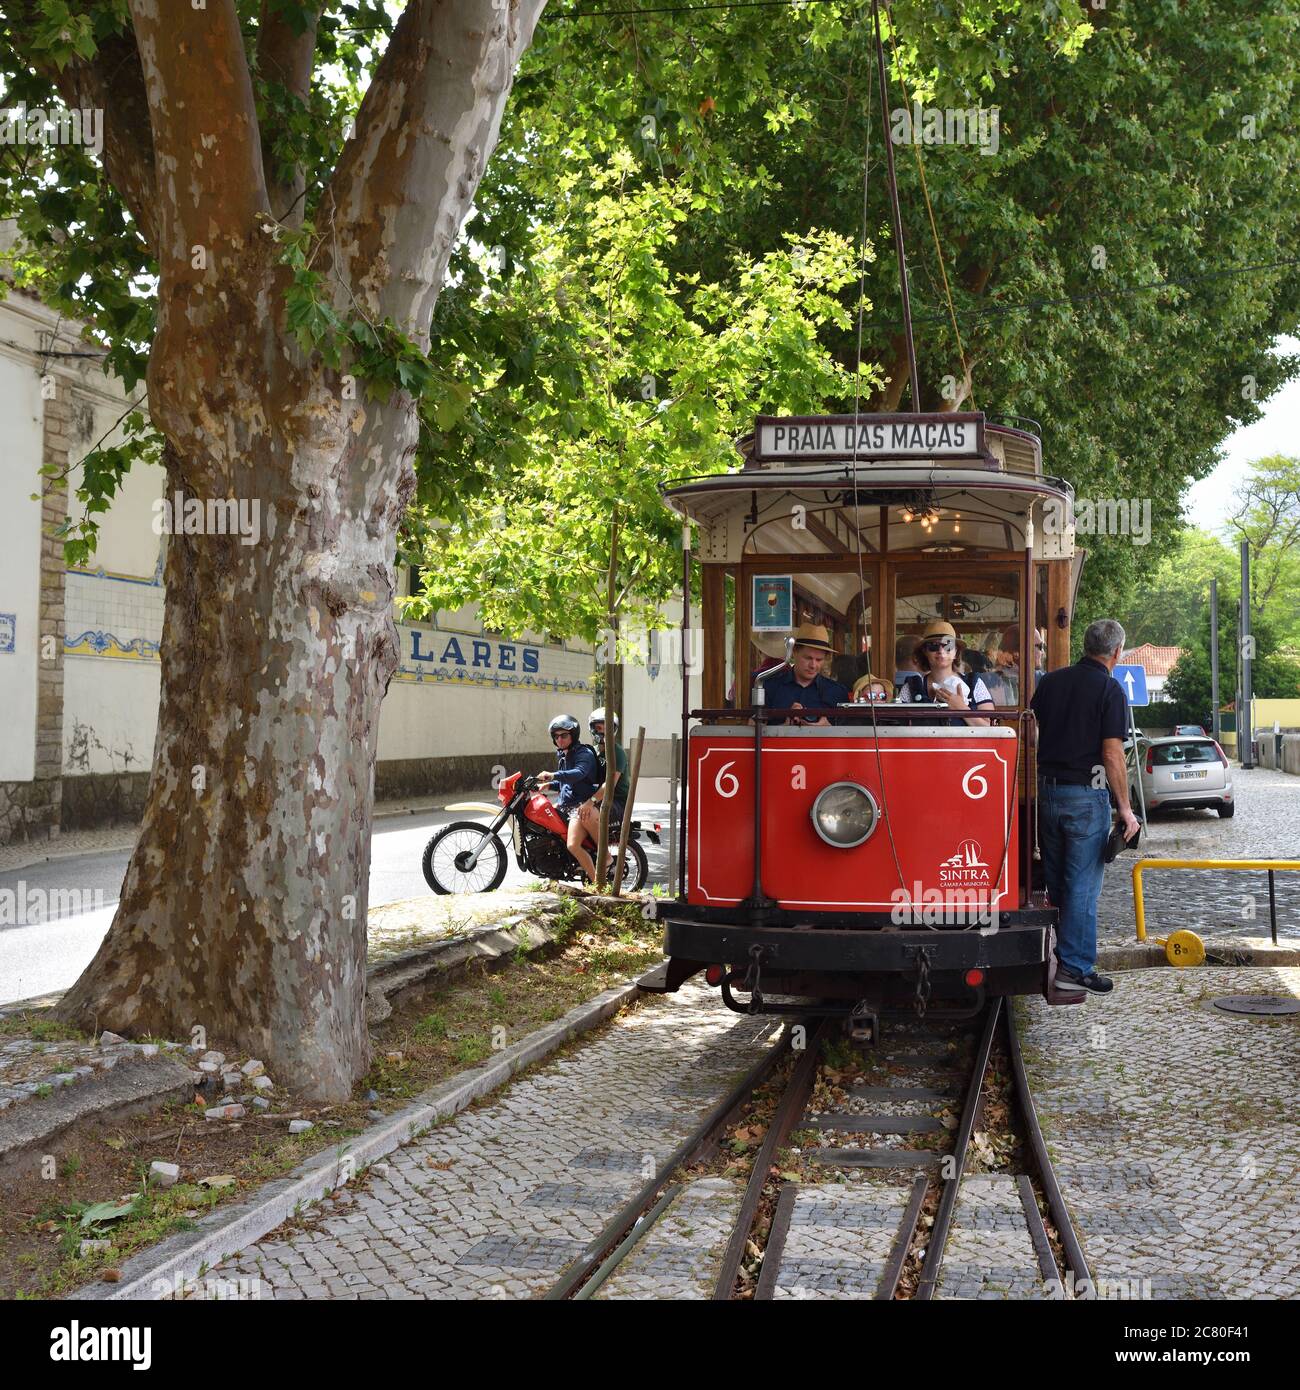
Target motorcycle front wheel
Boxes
[422,821,509,894]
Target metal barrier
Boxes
[1132,859,1300,946]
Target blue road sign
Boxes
[1113,663,1149,707]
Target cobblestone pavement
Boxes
[934,1174,1053,1300]
[200,985,776,1299]
[594,1178,742,1299]
[1016,966,1300,1299]
[1097,768,1300,946]
[766,1182,913,1299]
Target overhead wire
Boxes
[881,0,973,408]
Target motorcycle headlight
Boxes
[810,781,879,849]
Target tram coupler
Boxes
[848,995,880,1045]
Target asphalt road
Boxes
[0,792,675,1006]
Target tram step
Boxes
[848,1085,957,1102]
[806,1114,946,1134]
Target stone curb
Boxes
[68,976,646,1301]
[364,894,583,1022]
[0,1056,195,1173]
[1097,941,1300,972]
[1,893,579,1022]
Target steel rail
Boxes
[876,1173,930,1300]
[1004,998,1093,1296]
[711,1019,830,1299]
[912,999,1001,1300]
[541,1022,791,1300]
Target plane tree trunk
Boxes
[50,0,546,1099]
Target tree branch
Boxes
[320,0,548,343]
[256,0,322,228]
[128,0,269,286]
[3,7,160,253]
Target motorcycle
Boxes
[421,771,656,895]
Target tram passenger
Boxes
[761,623,849,724]
[851,672,892,703]
[897,620,996,726]
[893,633,921,687]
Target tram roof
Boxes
[660,414,1075,563]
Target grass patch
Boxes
[368,897,662,1103]
[0,1011,89,1043]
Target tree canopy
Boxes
[401,0,1300,637]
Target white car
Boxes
[1130,735,1235,818]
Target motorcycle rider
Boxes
[578,707,628,872]
[536,713,601,882]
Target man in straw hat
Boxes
[761,622,849,724]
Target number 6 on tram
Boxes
[645,411,1085,1033]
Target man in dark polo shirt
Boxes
[1031,618,1141,993]
[760,623,849,724]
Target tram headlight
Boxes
[810,781,879,849]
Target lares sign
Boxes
[754,412,984,462]
[406,628,540,677]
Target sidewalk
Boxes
[0,791,484,875]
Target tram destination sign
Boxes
[753,412,985,463]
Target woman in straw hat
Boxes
[897,620,994,726]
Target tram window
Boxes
[894,568,1021,705]
[744,570,874,694]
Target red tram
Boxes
[647,411,1083,1032]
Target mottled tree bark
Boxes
[54,0,546,1099]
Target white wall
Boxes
[63,655,160,775]
[0,349,45,780]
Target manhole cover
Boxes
[1210,994,1300,1017]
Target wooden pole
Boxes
[595,509,621,888]
[612,726,646,897]
[667,731,679,891]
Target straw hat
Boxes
[851,672,891,701]
[751,631,791,661]
[791,622,835,654]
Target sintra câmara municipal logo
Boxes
[939,839,991,886]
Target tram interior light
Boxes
[810,782,879,849]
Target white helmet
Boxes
[588,707,618,739]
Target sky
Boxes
[1183,334,1299,536]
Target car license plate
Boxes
[1172,769,1208,780]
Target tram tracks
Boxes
[543,1000,1089,1301]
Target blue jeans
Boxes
[1038,782,1111,977]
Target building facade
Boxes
[0,285,694,846]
